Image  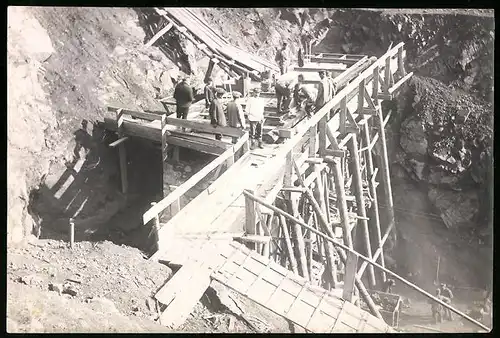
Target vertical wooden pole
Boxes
[116,109,128,194]
[357,79,365,114]
[347,134,376,287]
[245,189,257,251]
[363,122,386,283]
[342,251,358,302]
[339,97,347,134]
[288,196,310,280]
[397,46,406,78]
[279,214,299,275]
[330,160,353,248]
[303,189,384,319]
[69,218,75,249]
[150,202,160,252]
[172,146,180,163]
[318,116,327,156]
[372,66,379,100]
[375,107,396,247]
[262,214,272,258]
[161,115,168,210]
[322,170,331,224]
[384,56,392,94]
[308,126,317,157]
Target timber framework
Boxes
[100,11,490,332]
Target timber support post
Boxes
[244,189,257,251]
[374,106,396,245]
[362,122,386,283]
[348,133,376,288]
[116,108,128,194]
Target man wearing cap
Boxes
[275,42,290,75]
[315,70,332,112]
[275,72,301,114]
[204,77,215,109]
[226,91,246,144]
[294,74,317,117]
[209,88,227,141]
[173,76,194,120]
[246,88,265,149]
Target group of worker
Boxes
[205,77,266,149]
[430,283,454,324]
[274,69,336,117]
[172,75,266,150]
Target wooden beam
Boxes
[330,159,353,248]
[388,72,414,95]
[241,191,491,332]
[318,115,327,156]
[166,117,245,137]
[342,251,358,302]
[108,106,164,121]
[347,134,376,287]
[145,22,173,47]
[142,133,249,224]
[279,214,299,275]
[109,137,129,148]
[362,122,386,283]
[374,107,396,256]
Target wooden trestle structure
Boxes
[102,38,489,332]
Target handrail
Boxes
[143,132,249,224]
[246,43,405,194]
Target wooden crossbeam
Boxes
[109,136,129,148]
[145,22,173,47]
[388,72,414,95]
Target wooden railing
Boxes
[142,132,249,225]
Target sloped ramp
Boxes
[212,242,394,333]
[153,237,393,333]
[162,7,279,75]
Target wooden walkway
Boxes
[154,239,393,333]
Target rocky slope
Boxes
[317,9,494,240]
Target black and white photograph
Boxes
[7,6,494,333]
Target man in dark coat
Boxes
[204,77,215,109]
[173,76,194,120]
[226,91,246,144]
[209,88,227,141]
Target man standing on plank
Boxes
[246,88,265,149]
[226,91,246,144]
[173,76,194,120]
[204,77,215,109]
[209,88,227,141]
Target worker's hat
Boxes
[318,70,325,75]
[252,87,261,93]
[232,91,242,98]
[215,87,226,95]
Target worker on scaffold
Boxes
[173,75,194,120]
[209,88,227,141]
[275,42,290,75]
[245,88,265,149]
[440,283,454,321]
[226,91,246,144]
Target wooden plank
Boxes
[155,264,198,305]
[166,116,245,137]
[388,72,413,95]
[109,136,129,148]
[108,106,164,121]
[159,265,211,328]
[143,137,247,224]
[145,22,173,47]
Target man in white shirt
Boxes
[246,88,265,149]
